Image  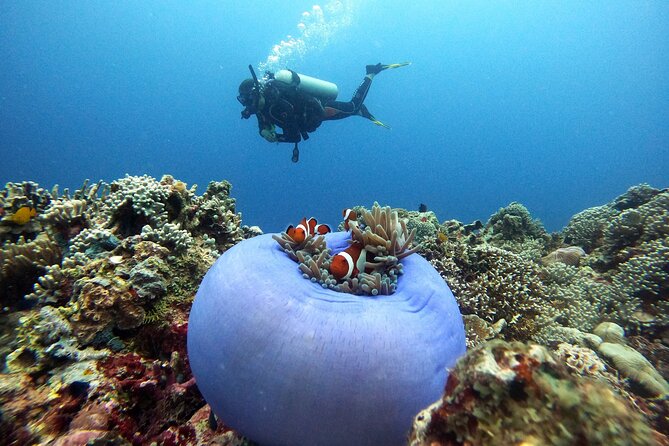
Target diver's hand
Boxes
[261,128,277,142]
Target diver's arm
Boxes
[256,113,279,142]
[256,113,301,143]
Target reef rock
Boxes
[409,340,656,446]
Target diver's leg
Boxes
[322,63,410,121]
[351,62,411,110]
[322,101,355,121]
[322,75,373,121]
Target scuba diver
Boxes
[237,62,410,162]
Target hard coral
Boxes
[189,180,244,252]
[539,263,635,335]
[102,175,174,236]
[483,202,547,243]
[69,277,144,345]
[0,174,247,445]
[438,243,549,340]
[410,340,656,446]
[563,204,615,252]
[42,198,89,244]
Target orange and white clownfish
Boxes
[286,217,331,243]
[342,208,357,231]
[329,241,369,280]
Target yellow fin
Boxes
[371,119,391,129]
[382,62,411,70]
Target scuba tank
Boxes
[274,69,338,103]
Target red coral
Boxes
[153,425,197,446]
[97,351,203,444]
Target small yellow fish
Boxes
[7,206,37,225]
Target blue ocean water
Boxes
[1,1,667,233]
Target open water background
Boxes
[1,1,667,232]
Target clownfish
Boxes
[330,241,369,280]
[342,208,357,231]
[6,206,37,225]
[286,217,331,243]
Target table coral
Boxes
[188,231,466,446]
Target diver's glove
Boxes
[261,128,278,142]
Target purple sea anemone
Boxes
[188,231,465,446]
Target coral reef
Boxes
[0,174,248,444]
[0,181,52,242]
[481,201,551,259]
[588,322,669,398]
[409,340,656,446]
[565,185,669,336]
[1,176,667,444]
[541,246,586,266]
[1,234,62,309]
[427,240,550,341]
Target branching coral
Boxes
[611,237,669,331]
[398,209,440,246]
[25,264,70,305]
[0,181,51,242]
[563,204,616,252]
[483,202,547,242]
[432,242,549,340]
[0,174,252,444]
[538,263,637,335]
[480,202,551,261]
[140,223,193,254]
[65,228,120,266]
[99,174,192,238]
[41,198,89,243]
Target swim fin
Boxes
[366,62,411,75]
[382,62,411,70]
[359,104,391,129]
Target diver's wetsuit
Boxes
[256,74,376,144]
[322,76,375,121]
